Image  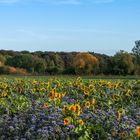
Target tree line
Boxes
[0,40,140,75]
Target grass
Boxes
[0,74,140,80]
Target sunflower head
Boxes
[69,104,76,112]
[63,105,66,113]
[78,119,84,125]
[43,102,48,108]
[92,98,96,105]
[135,126,140,137]
[64,117,71,126]
[85,101,90,108]
[120,131,128,139]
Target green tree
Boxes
[132,40,140,74]
[132,40,140,60]
[34,62,46,74]
[112,51,134,75]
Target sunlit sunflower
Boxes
[43,102,48,108]
[48,92,55,100]
[84,89,89,95]
[78,119,84,125]
[125,89,131,96]
[92,98,96,105]
[135,126,140,137]
[64,118,71,126]
[85,101,90,108]
[117,111,121,121]
[63,105,66,113]
[69,104,76,112]
[75,104,81,116]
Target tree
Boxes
[73,53,98,75]
[6,54,47,74]
[34,62,46,74]
[6,54,34,72]
[132,40,140,59]
[112,51,134,75]
[132,40,140,74]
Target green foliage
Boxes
[112,51,134,75]
[0,66,9,74]
[0,42,140,76]
[0,94,31,115]
[132,40,140,60]
[132,40,140,74]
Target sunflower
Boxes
[43,102,48,108]
[84,89,89,95]
[120,131,128,139]
[118,108,125,115]
[64,118,71,126]
[117,111,121,121]
[78,119,84,125]
[111,130,117,137]
[75,104,81,116]
[112,94,120,101]
[85,101,90,108]
[69,104,76,112]
[48,92,55,100]
[135,126,140,137]
[92,98,96,105]
[63,105,66,113]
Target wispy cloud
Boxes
[17,29,48,40]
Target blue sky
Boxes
[0,0,139,55]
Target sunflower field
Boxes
[0,77,139,140]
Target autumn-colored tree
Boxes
[73,53,99,75]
